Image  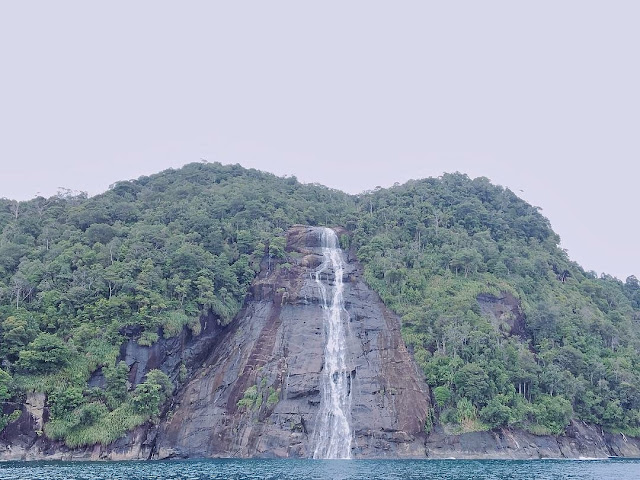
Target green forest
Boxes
[0,162,638,446]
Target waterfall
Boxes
[312,227,353,459]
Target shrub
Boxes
[49,387,84,419]
[267,387,280,406]
[237,385,259,410]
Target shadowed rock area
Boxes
[154,225,431,458]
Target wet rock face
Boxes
[154,225,431,459]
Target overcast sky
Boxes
[1,1,638,280]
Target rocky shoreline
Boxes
[425,422,640,459]
[3,420,640,461]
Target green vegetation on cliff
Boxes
[0,163,352,444]
[0,162,638,445]
[350,175,640,435]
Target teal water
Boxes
[0,458,639,480]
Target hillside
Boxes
[352,175,640,437]
[0,162,639,452]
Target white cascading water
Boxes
[312,227,353,459]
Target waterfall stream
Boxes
[312,227,353,459]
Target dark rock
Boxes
[87,368,106,389]
[120,313,225,388]
[477,292,526,337]
[425,421,640,459]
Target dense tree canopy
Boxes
[0,162,353,444]
[0,162,638,445]
[350,174,640,435]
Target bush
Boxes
[76,402,109,426]
[237,385,263,410]
[267,387,280,406]
[0,410,21,432]
[45,403,146,448]
[455,397,477,424]
[424,407,435,434]
[453,363,492,408]
[161,310,190,338]
[137,330,159,347]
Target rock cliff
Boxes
[2,225,640,461]
[0,225,430,460]
[154,225,430,458]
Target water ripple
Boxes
[1,459,639,480]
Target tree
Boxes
[17,333,71,373]
[0,368,12,402]
[85,223,117,245]
[49,387,84,419]
[1,314,36,359]
[533,394,573,434]
[432,385,452,409]
[0,161,639,443]
[104,361,130,409]
[132,370,173,417]
[449,248,482,277]
[480,396,511,428]
[453,363,493,407]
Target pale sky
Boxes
[1,1,638,280]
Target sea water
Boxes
[1,459,639,480]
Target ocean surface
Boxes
[0,458,639,480]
